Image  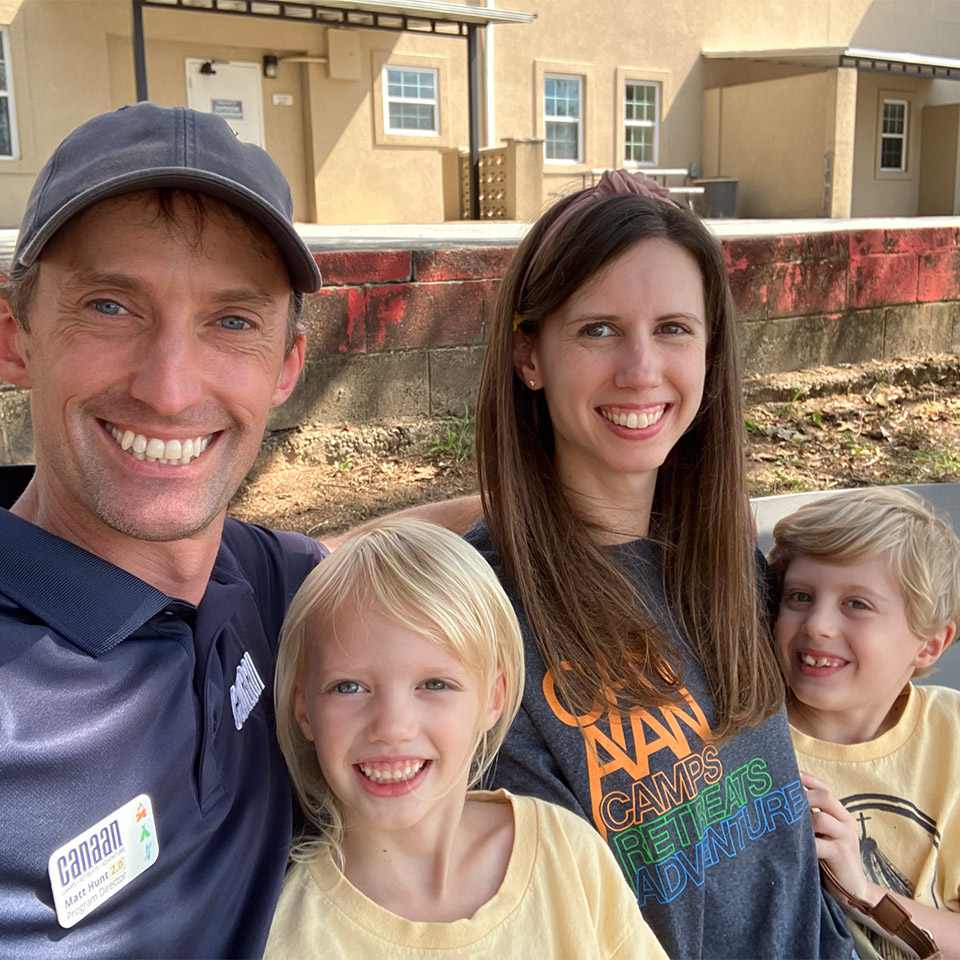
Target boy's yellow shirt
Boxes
[791,682,960,920]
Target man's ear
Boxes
[271,333,306,408]
[512,328,540,389]
[915,621,956,670]
[0,295,31,389]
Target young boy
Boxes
[768,488,960,956]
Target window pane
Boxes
[881,137,903,169]
[882,102,905,134]
[625,83,655,123]
[389,102,435,131]
[545,77,580,119]
[387,68,435,102]
[546,120,578,160]
[0,55,6,92]
[0,97,10,156]
[625,125,654,164]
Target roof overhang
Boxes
[150,0,534,30]
[702,46,960,80]
[309,0,534,24]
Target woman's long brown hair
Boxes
[476,192,783,739]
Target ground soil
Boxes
[229,355,960,538]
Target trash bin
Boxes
[693,177,738,218]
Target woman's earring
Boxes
[528,380,536,388]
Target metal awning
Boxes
[142,0,533,29]
[701,46,960,81]
[131,0,535,217]
[296,0,534,25]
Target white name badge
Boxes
[47,794,160,929]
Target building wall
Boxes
[488,0,708,206]
[919,103,960,216]
[851,71,960,217]
[0,0,467,226]
[300,30,467,224]
[701,0,960,58]
[0,0,118,226]
[5,0,960,225]
[702,72,831,218]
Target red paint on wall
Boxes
[294,230,960,364]
[305,287,366,354]
[848,253,919,309]
[768,260,846,318]
[918,249,960,303]
[413,247,515,282]
[894,228,957,256]
[317,250,411,286]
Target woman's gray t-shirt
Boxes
[467,519,852,959]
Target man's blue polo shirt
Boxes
[0,467,326,957]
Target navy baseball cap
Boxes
[14,102,322,293]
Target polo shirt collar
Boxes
[0,507,170,657]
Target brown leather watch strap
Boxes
[819,861,941,960]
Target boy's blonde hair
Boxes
[274,517,524,862]
[768,488,960,648]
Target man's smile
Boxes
[104,421,214,465]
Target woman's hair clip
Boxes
[512,311,525,332]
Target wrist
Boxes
[860,880,888,906]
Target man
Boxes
[0,102,476,957]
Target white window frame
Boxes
[623,81,659,167]
[879,97,908,172]
[544,73,582,164]
[0,27,18,160]
[382,65,439,137]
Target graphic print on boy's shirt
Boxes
[542,667,808,906]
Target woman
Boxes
[467,171,852,958]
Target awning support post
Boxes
[467,23,480,220]
[132,0,149,101]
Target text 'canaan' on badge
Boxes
[47,794,160,929]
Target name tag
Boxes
[47,794,159,928]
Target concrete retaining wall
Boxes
[2,225,959,464]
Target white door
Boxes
[185,58,264,147]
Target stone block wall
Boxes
[267,247,512,435]
[2,225,959,464]
[728,227,960,374]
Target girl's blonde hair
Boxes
[768,487,960,645]
[274,517,525,861]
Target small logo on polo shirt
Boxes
[230,651,265,730]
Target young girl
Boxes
[265,517,666,959]
[468,170,853,958]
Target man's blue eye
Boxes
[93,300,124,315]
[218,316,249,331]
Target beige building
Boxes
[2,0,960,225]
